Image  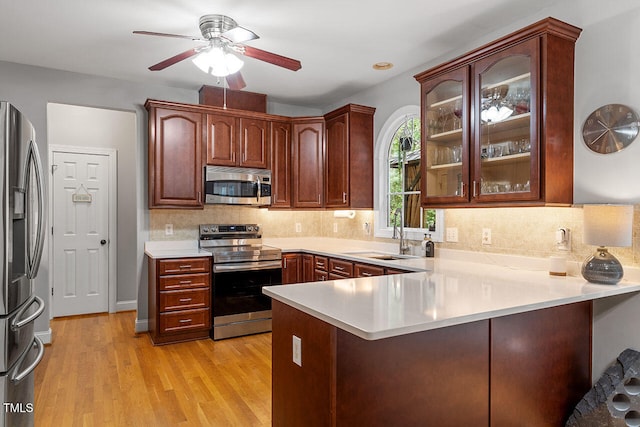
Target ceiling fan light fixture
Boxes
[192,47,244,77]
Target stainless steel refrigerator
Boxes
[0,102,46,427]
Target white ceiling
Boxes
[0,0,563,108]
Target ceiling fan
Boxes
[134,14,302,90]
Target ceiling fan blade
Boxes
[149,48,201,71]
[133,30,206,42]
[226,72,246,90]
[241,46,301,71]
[222,26,259,44]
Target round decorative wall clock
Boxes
[582,104,639,154]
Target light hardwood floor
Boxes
[34,311,272,426]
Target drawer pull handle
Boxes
[334,266,344,271]
[362,272,372,277]
[179,280,192,284]
[179,319,192,324]
[179,265,192,269]
[179,298,192,303]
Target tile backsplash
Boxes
[149,205,640,268]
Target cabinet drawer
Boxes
[159,308,210,333]
[158,257,210,275]
[159,288,210,312]
[329,258,353,277]
[159,273,210,290]
[354,263,385,277]
[314,256,328,271]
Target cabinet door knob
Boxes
[100,239,107,245]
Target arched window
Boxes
[374,106,444,242]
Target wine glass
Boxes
[453,100,463,130]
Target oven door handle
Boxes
[214,260,282,273]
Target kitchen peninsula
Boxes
[264,257,640,426]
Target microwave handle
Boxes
[256,176,261,203]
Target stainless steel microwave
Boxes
[204,166,272,206]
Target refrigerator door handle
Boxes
[11,296,45,331]
[26,138,45,279]
[10,336,44,384]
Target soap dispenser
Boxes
[422,234,435,258]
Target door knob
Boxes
[100,239,107,245]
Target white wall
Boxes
[47,103,137,311]
[329,0,640,205]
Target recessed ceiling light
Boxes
[373,62,394,70]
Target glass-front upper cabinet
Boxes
[415,17,581,208]
[422,67,469,205]
[473,37,539,202]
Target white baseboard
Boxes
[135,318,149,333]
[36,328,52,345]
[116,300,137,312]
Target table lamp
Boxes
[582,204,634,285]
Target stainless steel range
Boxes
[199,224,282,340]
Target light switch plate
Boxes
[446,227,458,242]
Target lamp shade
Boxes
[192,47,244,77]
[583,204,633,247]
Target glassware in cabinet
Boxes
[473,37,539,201]
[422,67,469,204]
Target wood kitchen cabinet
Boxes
[270,120,292,208]
[324,104,376,209]
[146,99,375,210]
[147,256,212,345]
[302,254,315,282]
[282,253,301,284]
[272,300,591,426]
[146,102,204,209]
[291,118,325,208]
[414,17,581,208]
[205,113,236,166]
[313,255,329,281]
[206,114,269,169]
[328,258,353,280]
[354,263,385,278]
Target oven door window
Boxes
[213,267,282,317]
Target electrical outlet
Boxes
[292,335,302,367]
[446,227,459,242]
[482,228,492,245]
[165,224,173,236]
[333,223,338,233]
[295,223,302,233]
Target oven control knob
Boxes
[255,225,260,232]
[202,227,209,233]
[211,225,218,232]
[247,225,254,232]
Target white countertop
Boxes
[144,240,211,259]
[264,256,640,341]
[144,237,640,341]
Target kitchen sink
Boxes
[343,251,418,261]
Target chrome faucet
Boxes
[392,208,410,255]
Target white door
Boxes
[52,151,110,316]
